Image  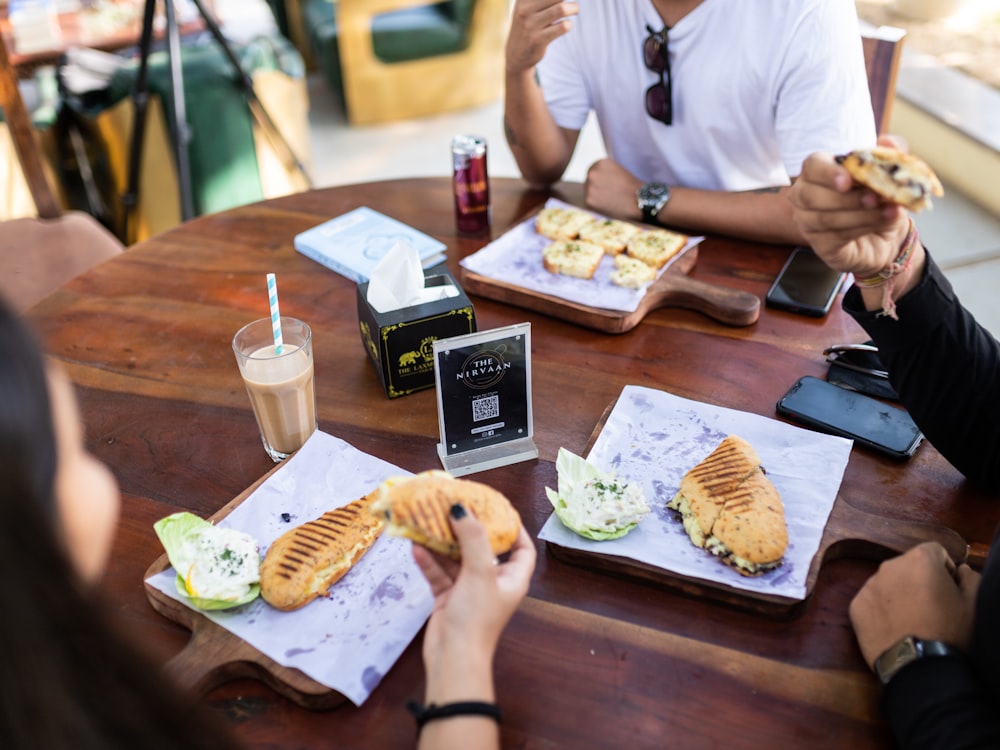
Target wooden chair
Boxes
[335,0,508,125]
[0,32,124,313]
[1,29,61,219]
[862,25,907,135]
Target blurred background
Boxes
[2,0,999,332]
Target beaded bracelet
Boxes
[853,218,918,320]
[406,700,502,731]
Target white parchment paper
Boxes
[538,385,854,600]
[459,198,703,312]
[146,431,433,706]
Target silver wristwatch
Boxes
[874,636,960,687]
[637,181,670,224]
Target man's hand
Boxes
[788,150,910,279]
[849,542,979,671]
[506,1,579,76]
[584,158,644,221]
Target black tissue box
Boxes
[357,266,476,398]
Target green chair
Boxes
[292,0,506,124]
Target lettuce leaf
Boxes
[153,512,260,610]
[545,447,650,541]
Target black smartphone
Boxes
[776,376,923,460]
[765,247,846,317]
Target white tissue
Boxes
[366,242,458,313]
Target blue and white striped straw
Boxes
[266,273,284,354]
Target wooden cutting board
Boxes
[545,400,970,618]
[143,467,347,710]
[460,244,761,333]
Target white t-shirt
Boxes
[536,0,876,190]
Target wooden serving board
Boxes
[459,244,761,333]
[143,467,347,711]
[545,401,970,618]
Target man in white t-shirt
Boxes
[504,0,876,244]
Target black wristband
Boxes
[406,700,502,730]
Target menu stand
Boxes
[433,323,538,477]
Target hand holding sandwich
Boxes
[788,136,929,313]
[412,505,536,750]
[848,542,979,672]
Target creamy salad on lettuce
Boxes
[153,512,261,610]
[545,448,650,540]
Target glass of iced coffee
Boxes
[232,317,317,462]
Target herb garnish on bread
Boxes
[542,240,605,279]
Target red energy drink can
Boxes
[451,135,490,234]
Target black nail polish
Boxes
[449,503,467,520]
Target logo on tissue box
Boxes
[398,337,437,373]
[360,321,379,362]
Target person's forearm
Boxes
[657,186,806,245]
[857,242,927,312]
[846,249,1000,493]
[504,69,575,187]
[418,652,498,750]
[424,650,495,705]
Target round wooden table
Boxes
[27,177,998,749]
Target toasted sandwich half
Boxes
[371,470,521,560]
[667,435,761,548]
[668,435,788,576]
[260,493,385,611]
[705,468,788,576]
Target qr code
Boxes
[472,394,499,422]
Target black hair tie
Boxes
[406,700,502,730]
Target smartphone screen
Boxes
[765,247,846,317]
[776,376,923,460]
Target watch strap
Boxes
[875,636,961,687]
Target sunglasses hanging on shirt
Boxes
[644,24,673,125]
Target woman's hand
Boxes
[413,505,536,704]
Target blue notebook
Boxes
[294,207,447,283]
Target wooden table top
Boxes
[26,176,999,749]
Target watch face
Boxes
[640,183,669,205]
[875,636,919,684]
[639,182,670,220]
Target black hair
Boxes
[0,298,240,749]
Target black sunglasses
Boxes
[644,24,673,125]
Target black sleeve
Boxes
[844,251,1000,494]
[880,656,1000,749]
[879,548,1000,748]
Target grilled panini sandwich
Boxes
[260,493,385,610]
[371,470,521,559]
[667,435,788,576]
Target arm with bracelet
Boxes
[790,143,1000,747]
[410,505,536,750]
[789,142,1000,489]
